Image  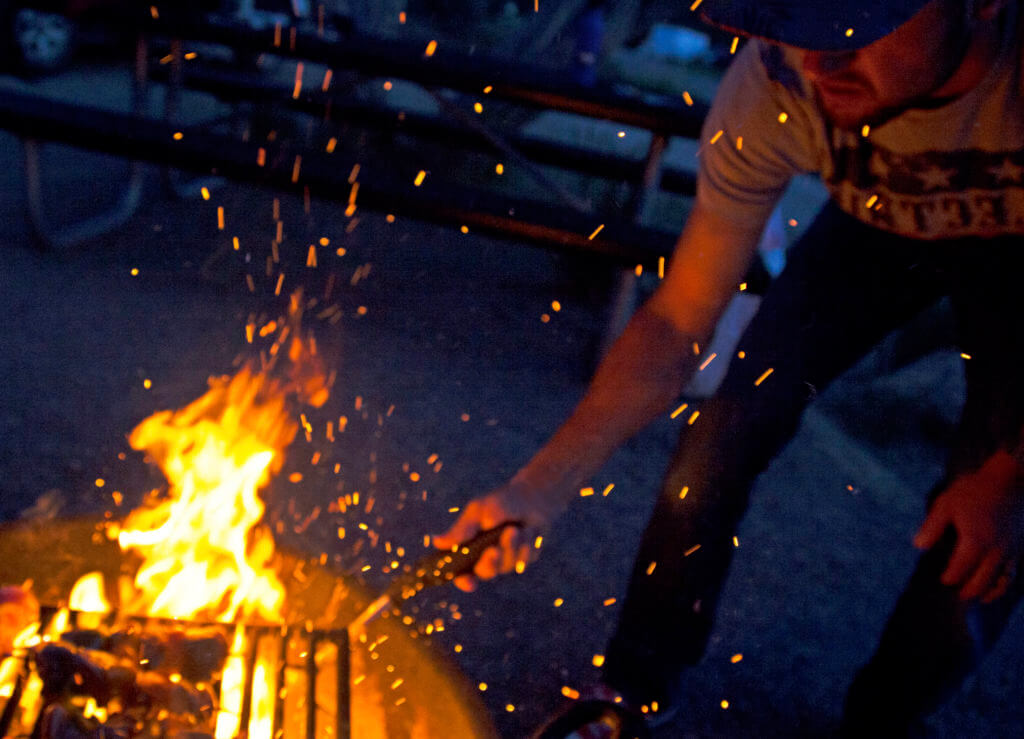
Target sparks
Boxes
[424,40,438,57]
[588,224,605,240]
[754,368,774,386]
[670,403,689,419]
[682,90,694,106]
[684,544,701,556]
[292,62,303,99]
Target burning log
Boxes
[30,635,219,738]
[39,704,134,739]
[62,628,229,684]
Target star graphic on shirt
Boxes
[867,149,892,182]
[987,157,1024,184]
[915,165,957,191]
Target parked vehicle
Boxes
[0,0,145,74]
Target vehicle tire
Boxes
[9,7,76,75]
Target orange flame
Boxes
[118,367,299,623]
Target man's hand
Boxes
[914,449,1024,603]
[433,479,566,592]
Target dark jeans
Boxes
[602,201,1024,730]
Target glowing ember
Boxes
[68,571,110,630]
[67,572,110,615]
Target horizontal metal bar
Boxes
[138,10,709,138]
[0,87,678,265]
[149,61,699,198]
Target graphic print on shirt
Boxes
[826,135,1024,238]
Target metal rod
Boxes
[0,672,25,737]
[272,627,288,739]
[335,629,350,739]
[238,627,259,731]
[304,631,318,739]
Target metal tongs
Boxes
[346,522,521,631]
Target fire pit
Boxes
[0,515,498,738]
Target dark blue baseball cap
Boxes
[698,0,933,51]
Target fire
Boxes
[114,291,329,624]
[68,571,111,630]
[117,367,296,623]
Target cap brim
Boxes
[698,0,925,51]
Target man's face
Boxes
[794,0,971,128]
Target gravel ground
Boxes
[2,63,1024,739]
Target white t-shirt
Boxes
[696,5,1024,239]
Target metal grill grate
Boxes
[0,608,350,739]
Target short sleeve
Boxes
[696,41,824,227]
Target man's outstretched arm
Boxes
[435,201,769,589]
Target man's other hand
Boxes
[432,479,564,593]
[915,449,1024,603]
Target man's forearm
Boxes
[514,302,702,502]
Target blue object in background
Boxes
[571,2,604,87]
